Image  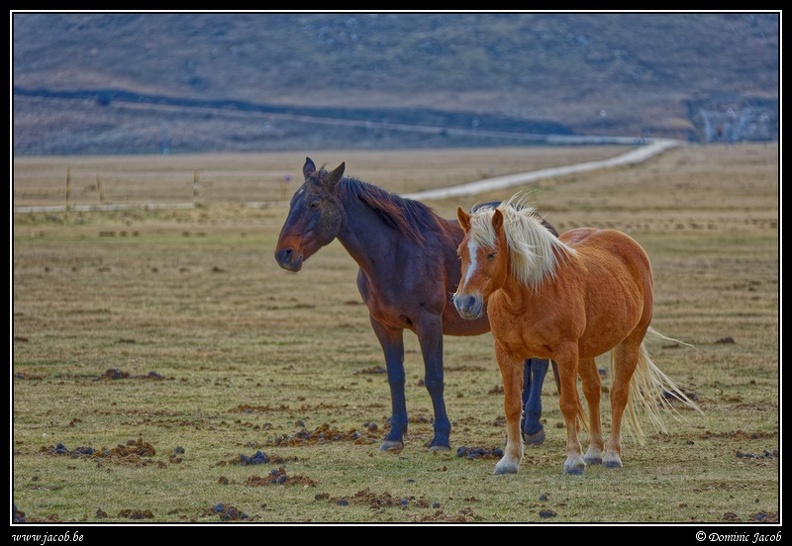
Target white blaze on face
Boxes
[462,238,480,291]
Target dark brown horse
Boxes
[274,158,557,451]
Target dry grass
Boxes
[12,143,778,528]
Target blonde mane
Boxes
[468,196,573,288]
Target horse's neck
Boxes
[496,243,573,313]
[336,199,398,278]
[493,271,527,309]
[496,261,552,315]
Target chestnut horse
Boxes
[274,159,558,452]
[453,197,702,474]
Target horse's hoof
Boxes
[563,455,586,475]
[379,440,404,452]
[429,444,451,452]
[603,456,623,468]
[584,448,603,465]
[522,428,546,446]
[563,464,586,475]
[494,459,520,474]
[602,449,623,467]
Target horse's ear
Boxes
[457,207,471,233]
[326,162,345,187]
[303,157,317,179]
[492,209,504,234]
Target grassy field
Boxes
[11,143,779,529]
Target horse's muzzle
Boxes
[453,293,484,320]
[274,247,304,272]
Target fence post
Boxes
[96,175,105,205]
[193,170,200,205]
[65,168,72,211]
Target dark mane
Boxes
[339,175,444,244]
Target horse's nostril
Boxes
[455,294,472,308]
[275,248,293,263]
[275,247,303,272]
[453,294,477,313]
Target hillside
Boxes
[12,11,780,155]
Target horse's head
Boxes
[274,157,346,272]
[452,206,510,320]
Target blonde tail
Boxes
[619,337,703,444]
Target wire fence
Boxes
[13,164,299,213]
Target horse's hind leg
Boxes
[521,358,549,445]
[605,338,643,468]
[578,357,604,465]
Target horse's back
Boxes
[561,228,651,276]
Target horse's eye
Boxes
[487,252,496,261]
[309,201,320,210]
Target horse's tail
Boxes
[618,329,703,443]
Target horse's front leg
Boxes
[521,358,550,445]
[370,318,408,451]
[415,313,451,451]
[494,344,524,474]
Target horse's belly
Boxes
[578,336,627,359]
[578,302,647,358]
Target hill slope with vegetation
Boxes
[12,12,779,154]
